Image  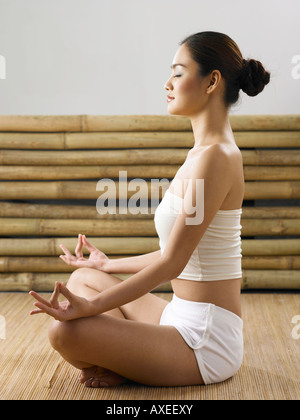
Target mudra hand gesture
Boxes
[59,234,110,271]
[29,235,106,321]
[29,281,96,321]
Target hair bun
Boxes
[239,58,270,96]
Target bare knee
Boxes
[48,319,75,352]
[67,267,92,286]
[67,268,121,297]
[66,267,98,294]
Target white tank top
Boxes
[154,188,243,281]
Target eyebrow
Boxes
[170,63,187,69]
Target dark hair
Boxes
[180,31,270,106]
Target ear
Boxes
[206,70,221,94]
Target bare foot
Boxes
[80,366,128,388]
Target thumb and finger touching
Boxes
[29,282,74,316]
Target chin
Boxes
[167,105,184,116]
[168,109,189,117]
[167,102,191,117]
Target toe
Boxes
[91,379,101,388]
[99,382,109,387]
[84,377,95,387]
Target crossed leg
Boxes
[48,268,204,387]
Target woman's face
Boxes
[164,43,210,117]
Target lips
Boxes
[167,95,175,103]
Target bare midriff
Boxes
[171,277,242,318]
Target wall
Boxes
[0,0,299,115]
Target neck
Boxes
[189,102,234,148]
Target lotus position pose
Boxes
[30,32,270,387]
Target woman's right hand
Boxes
[59,234,110,271]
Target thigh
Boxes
[67,268,169,324]
[54,314,203,387]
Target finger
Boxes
[59,283,75,304]
[59,244,75,259]
[33,301,58,318]
[59,255,86,268]
[59,244,77,266]
[82,235,97,252]
[75,234,83,259]
[59,254,73,266]
[30,308,45,315]
[49,281,60,309]
[29,290,52,308]
[59,254,68,263]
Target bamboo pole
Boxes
[244,181,300,199]
[1,115,299,132]
[1,202,299,219]
[241,219,300,236]
[0,165,179,181]
[68,131,300,149]
[1,180,300,200]
[241,270,300,289]
[242,256,300,269]
[1,217,300,237]
[241,239,300,255]
[242,150,300,166]
[0,180,170,200]
[0,132,193,149]
[234,131,300,148]
[0,238,299,256]
[1,149,299,166]
[0,257,74,272]
[229,115,300,131]
[0,272,71,292]
[0,115,84,132]
[243,166,300,181]
[1,131,299,150]
[0,148,188,166]
[0,115,191,132]
[0,255,132,273]
[0,201,154,219]
[0,218,157,236]
[85,115,191,132]
[241,206,300,219]
[0,237,160,256]
[1,165,299,181]
[0,133,64,149]
[1,255,299,273]
[0,272,166,292]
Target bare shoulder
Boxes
[175,142,242,198]
[203,142,240,159]
[191,142,239,176]
[204,142,232,158]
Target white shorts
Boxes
[159,294,243,385]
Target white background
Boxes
[0,0,299,115]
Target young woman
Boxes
[29,31,270,387]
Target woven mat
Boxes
[0,292,299,400]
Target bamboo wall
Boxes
[0,114,299,291]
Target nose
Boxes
[164,76,173,92]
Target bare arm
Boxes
[90,254,178,315]
[59,234,161,274]
[30,255,178,321]
[104,250,162,274]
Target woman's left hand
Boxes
[29,282,96,322]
